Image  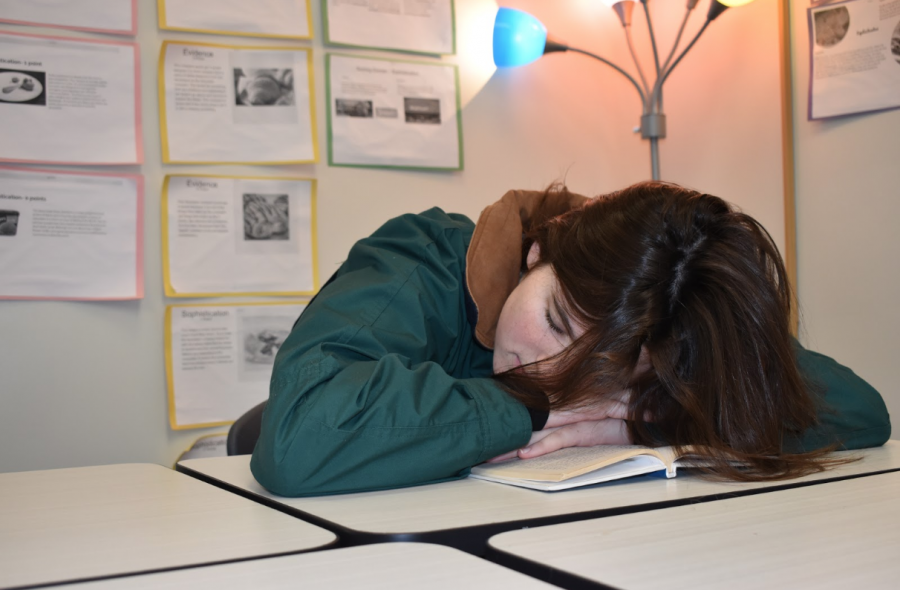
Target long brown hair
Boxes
[497,181,842,480]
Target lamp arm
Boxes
[641,1,663,76]
[655,5,696,112]
[649,18,710,112]
[624,27,651,102]
[567,46,647,104]
[660,6,695,83]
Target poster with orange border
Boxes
[0,0,137,36]
[0,31,142,165]
[0,166,143,300]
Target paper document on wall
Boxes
[808,0,900,119]
[160,41,317,164]
[159,0,311,39]
[166,302,306,429]
[0,167,142,300]
[0,0,137,35]
[163,174,318,297]
[328,54,462,170]
[174,433,228,465]
[0,32,141,164]
[323,0,454,54]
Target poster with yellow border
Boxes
[162,174,318,297]
[159,40,317,164]
[166,301,307,429]
[158,0,312,40]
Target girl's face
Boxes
[493,245,585,374]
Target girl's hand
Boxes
[486,419,631,463]
[544,390,631,429]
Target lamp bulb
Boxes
[492,8,549,68]
[718,0,756,6]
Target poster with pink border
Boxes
[0,166,144,300]
[0,31,142,165]
[0,0,137,36]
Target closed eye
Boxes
[545,309,565,336]
[551,295,577,340]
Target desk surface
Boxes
[0,463,336,590]
[59,542,556,590]
[177,441,900,554]
[488,469,900,590]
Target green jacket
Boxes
[250,209,891,497]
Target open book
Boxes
[469,445,705,491]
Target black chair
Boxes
[226,400,267,455]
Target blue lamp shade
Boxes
[492,7,548,67]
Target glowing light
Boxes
[455,0,498,106]
[493,7,548,67]
[719,0,756,6]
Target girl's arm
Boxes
[250,209,531,496]
[787,342,891,452]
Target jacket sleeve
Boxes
[786,341,891,452]
[250,209,532,497]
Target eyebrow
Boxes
[552,294,577,340]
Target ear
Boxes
[635,345,652,375]
[526,242,541,270]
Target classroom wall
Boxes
[789,1,900,429]
[0,0,845,473]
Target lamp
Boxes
[493,0,757,180]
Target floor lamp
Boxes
[492,0,757,180]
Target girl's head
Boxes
[496,181,829,479]
[492,242,586,374]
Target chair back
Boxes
[226,400,267,455]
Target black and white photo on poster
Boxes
[0,69,46,106]
[335,98,372,117]
[242,193,289,241]
[814,6,850,48]
[234,68,294,106]
[237,312,294,382]
[0,209,19,236]
[404,97,440,124]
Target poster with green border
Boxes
[321,0,456,55]
[326,53,464,171]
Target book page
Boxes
[160,41,316,164]
[0,166,142,300]
[324,0,454,54]
[0,32,141,165]
[328,53,462,169]
[472,456,672,491]
[163,175,317,297]
[159,0,311,39]
[471,445,675,483]
[166,302,306,429]
[0,0,136,35]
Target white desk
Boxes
[58,542,556,590]
[488,469,900,590]
[0,463,336,589]
[177,441,900,555]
